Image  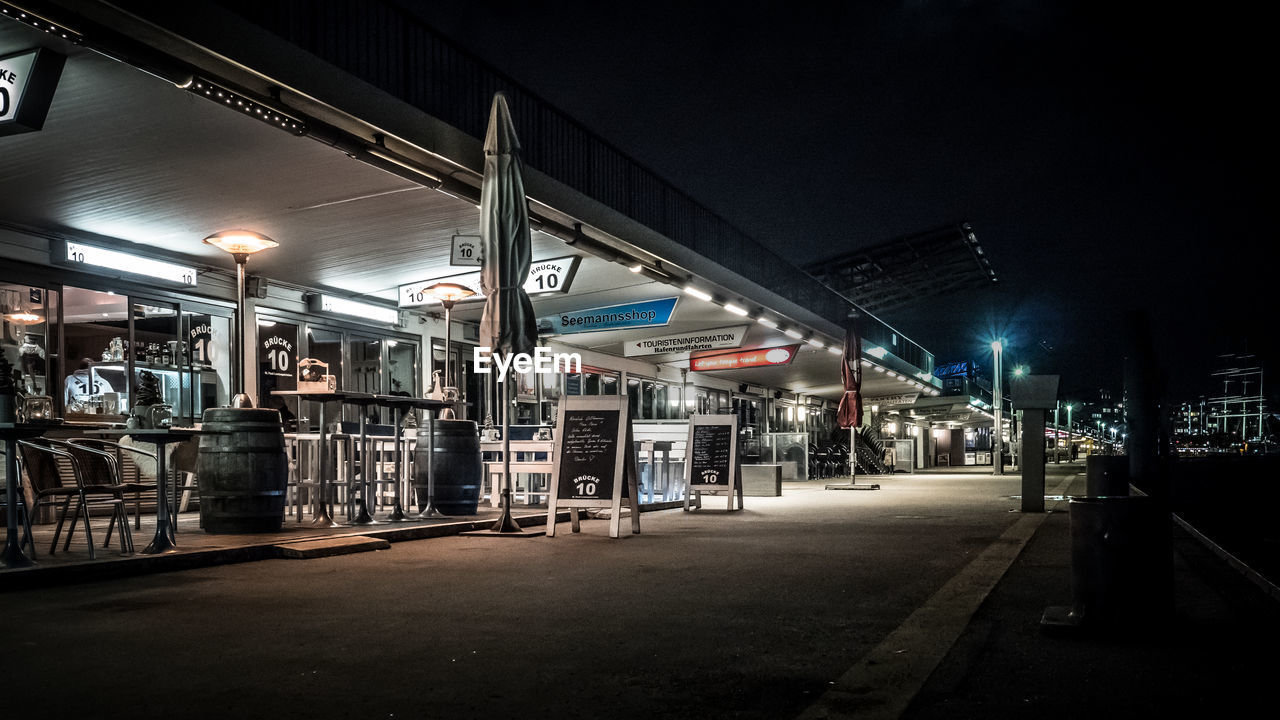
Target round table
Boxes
[90,427,208,554]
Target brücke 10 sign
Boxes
[1,48,65,136]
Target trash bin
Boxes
[1042,495,1172,632]
[1085,455,1130,496]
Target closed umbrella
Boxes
[836,327,863,478]
[479,92,538,533]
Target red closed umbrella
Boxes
[836,328,862,479]
[837,328,862,429]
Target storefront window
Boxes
[627,378,640,418]
[62,287,129,418]
[348,337,381,395]
[2,284,55,400]
[307,328,343,390]
[388,340,416,396]
[257,318,299,426]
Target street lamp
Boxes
[991,340,1004,475]
[422,282,476,402]
[1013,365,1027,378]
[1065,403,1074,461]
[203,230,278,408]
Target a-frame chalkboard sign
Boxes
[546,395,641,538]
[683,414,744,512]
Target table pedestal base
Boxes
[382,503,410,522]
[349,499,379,525]
[417,502,447,520]
[1,544,37,568]
[141,533,179,555]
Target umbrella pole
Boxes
[850,426,856,479]
[491,372,523,533]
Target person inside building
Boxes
[63,357,114,406]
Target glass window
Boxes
[61,287,130,418]
[348,337,381,394]
[627,378,640,418]
[257,318,298,426]
[654,383,669,420]
[2,283,55,400]
[307,328,343,390]
[601,372,619,396]
[388,340,417,396]
[131,299,180,416]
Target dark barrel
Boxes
[413,419,482,515]
[196,407,289,533]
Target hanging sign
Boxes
[450,235,483,266]
[538,296,678,335]
[1,48,66,136]
[623,325,749,357]
[398,255,580,306]
[683,414,744,512]
[863,392,920,408]
[689,344,799,372]
[546,395,641,538]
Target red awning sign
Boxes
[689,344,800,372]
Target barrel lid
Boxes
[202,407,283,424]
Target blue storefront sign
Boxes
[539,297,678,334]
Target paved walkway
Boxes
[1,461,1273,718]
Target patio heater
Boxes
[422,282,477,404]
[203,230,278,408]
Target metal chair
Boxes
[17,438,134,559]
[1,447,37,557]
[66,438,162,530]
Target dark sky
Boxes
[397,0,1274,401]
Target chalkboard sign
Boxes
[556,409,620,500]
[684,414,744,512]
[690,424,733,486]
[547,395,641,538]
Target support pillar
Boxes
[1020,408,1046,512]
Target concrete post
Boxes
[1021,408,1046,512]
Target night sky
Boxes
[397,0,1274,401]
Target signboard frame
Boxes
[622,324,749,357]
[1,47,66,136]
[683,414,744,512]
[546,395,641,538]
[399,254,581,307]
[449,234,483,266]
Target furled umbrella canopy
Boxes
[478,92,538,356]
[837,327,863,429]
[477,92,538,533]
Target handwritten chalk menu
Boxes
[690,424,733,485]
[557,410,620,500]
[547,395,641,538]
[684,414,744,512]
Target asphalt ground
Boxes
[2,461,1269,719]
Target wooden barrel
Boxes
[413,419,481,515]
[196,407,288,533]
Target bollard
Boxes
[1085,455,1130,496]
[1041,495,1172,633]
